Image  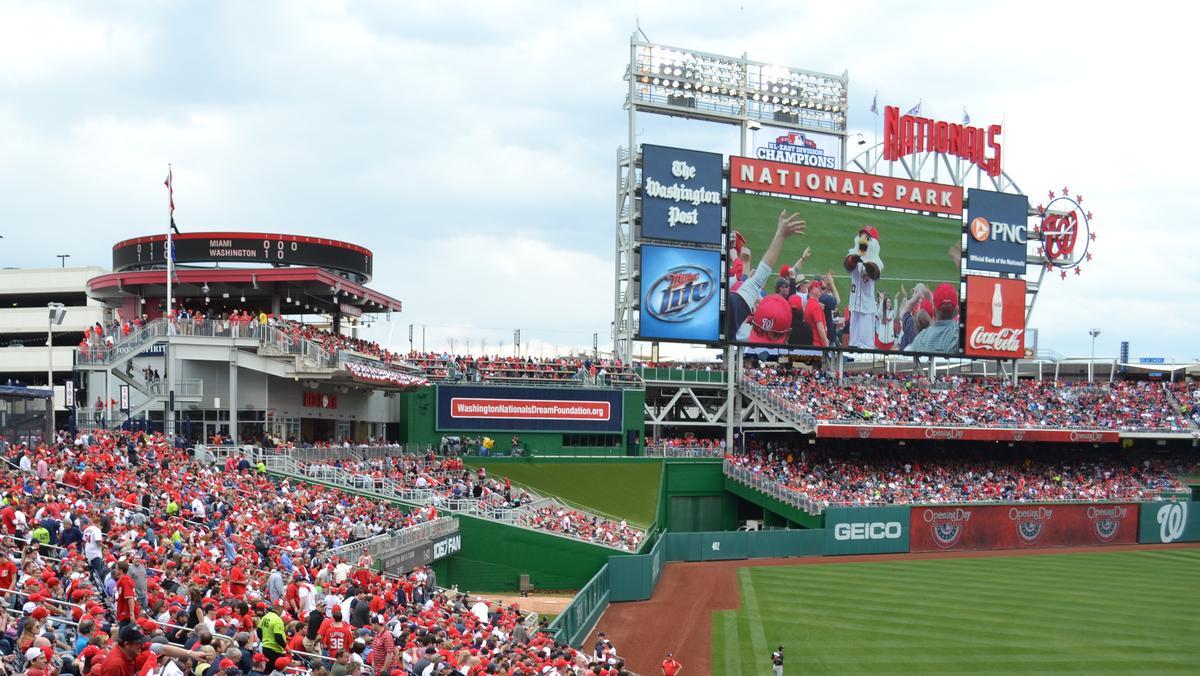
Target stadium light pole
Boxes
[1088,328,1101,382]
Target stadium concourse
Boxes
[0,431,635,676]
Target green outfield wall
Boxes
[395,386,645,456]
[429,513,635,592]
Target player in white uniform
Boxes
[844,225,884,350]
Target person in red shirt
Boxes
[661,652,682,676]
[321,610,354,656]
[115,560,139,625]
[0,555,16,595]
[805,281,830,347]
[97,625,203,676]
[0,502,16,535]
[229,558,248,599]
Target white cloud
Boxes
[0,2,149,85]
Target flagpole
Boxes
[166,164,173,322]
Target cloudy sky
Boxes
[1,1,1196,362]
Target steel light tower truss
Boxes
[614,34,849,363]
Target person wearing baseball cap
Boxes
[729,210,807,338]
[97,624,206,676]
[747,294,793,345]
[907,282,960,354]
[661,652,682,676]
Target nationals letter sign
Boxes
[964,276,1026,358]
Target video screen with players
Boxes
[727,192,963,355]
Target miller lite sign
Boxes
[965,276,1025,358]
[637,244,721,343]
[883,105,1002,177]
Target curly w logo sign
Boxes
[1139,502,1199,544]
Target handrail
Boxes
[264,451,643,552]
[723,459,1179,515]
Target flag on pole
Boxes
[170,216,180,235]
[870,91,878,115]
[164,168,174,214]
[906,100,922,116]
[962,107,971,125]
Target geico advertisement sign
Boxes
[834,521,903,541]
[824,507,910,555]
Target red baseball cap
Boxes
[933,283,958,311]
[860,225,880,240]
[788,294,805,311]
[779,265,791,278]
[749,294,792,345]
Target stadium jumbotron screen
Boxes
[727,192,962,355]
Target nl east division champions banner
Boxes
[964,276,1026,359]
[640,145,723,245]
[965,189,1029,274]
[910,503,1139,552]
[436,385,623,433]
[638,244,721,343]
[726,192,961,355]
[750,125,842,170]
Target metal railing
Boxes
[263,450,642,551]
[321,516,459,561]
[723,460,826,515]
[724,459,1182,515]
[644,444,725,458]
[740,378,818,433]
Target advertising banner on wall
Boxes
[824,506,910,555]
[909,503,1139,552]
[638,244,721,343]
[964,276,1026,359]
[966,189,1029,274]
[730,156,964,215]
[436,385,623,433]
[750,125,842,170]
[1138,501,1200,544]
[640,145,724,245]
[816,424,1119,444]
[727,192,961,355]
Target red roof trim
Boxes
[85,267,402,311]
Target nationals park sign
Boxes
[730,156,963,215]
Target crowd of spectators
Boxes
[727,444,1190,508]
[747,367,1193,432]
[0,430,638,675]
[1168,382,1200,429]
[404,355,638,388]
[297,456,645,552]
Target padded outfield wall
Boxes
[394,384,645,456]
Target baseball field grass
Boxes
[464,460,662,528]
[711,548,1200,674]
[730,191,961,305]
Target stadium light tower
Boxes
[1088,328,1101,382]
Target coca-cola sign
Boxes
[964,276,1026,359]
